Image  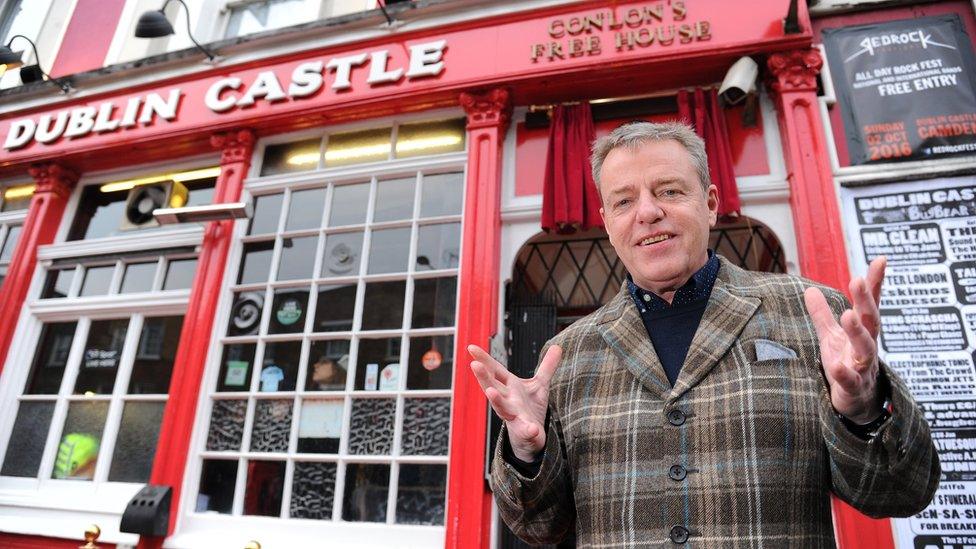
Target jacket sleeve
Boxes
[819,289,941,517]
[489,410,575,545]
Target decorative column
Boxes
[767,50,894,549]
[142,129,255,547]
[0,163,77,376]
[445,88,511,549]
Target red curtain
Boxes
[541,103,604,233]
[677,88,741,217]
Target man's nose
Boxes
[635,195,664,224]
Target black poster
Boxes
[823,15,976,164]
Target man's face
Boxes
[598,139,719,301]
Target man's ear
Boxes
[599,207,613,246]
[706,184,719,228]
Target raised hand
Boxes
[468,344,562,462]
[803,256,887,423]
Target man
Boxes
[468,122,939,547]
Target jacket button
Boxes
[667,409,686,426]
[669,465,687,481]
[670,525,689,544]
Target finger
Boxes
[840,310,877,374]
[850,277,880,339]
[470,360,508,398]
[804,287,841,341]
[467,344,511,385]
[485,387,517,421]
[533,345,563,386]
[823,358,860,393]
[866,256,887,307]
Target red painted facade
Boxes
[48,0,127,78]
[0,0,962,547]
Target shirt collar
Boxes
[627,250,719,314]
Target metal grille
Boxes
[709,217,787,273]
[511,237,625,314]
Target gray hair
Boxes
[590,121,710,197]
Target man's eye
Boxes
[660,189,681,197]
[615,199,631,207]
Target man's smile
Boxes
[637,233,673,246]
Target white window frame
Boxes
[0,158,218,545]
[172,111,467,549]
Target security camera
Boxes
[718,56,759,105]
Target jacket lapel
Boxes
[597,288,672,399]
[672,262,760,400]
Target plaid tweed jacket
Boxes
[491,257,940,548]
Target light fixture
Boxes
[0,35,71,93]
[99,166,221,194]
[4,184,36,201]
[153,202,251,225]
[135,0,216,62]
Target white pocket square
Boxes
[755,339,798,361]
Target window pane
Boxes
[108,401,165,483]
[228,291,264,336]
[42,268,76,299]
[416,222,461,270]
[129,316,184,394]
[268,287,309,335]
[238,241,275,284]
[373,177,415,223]
[52,401,109,480]
[206,399,247,451]
[395,119,466,159]
[249,194,283,235]
[277,237,317,281]
[356,338,400,392]
[217,343,256,392]
[411,277,457,328]
[260,341,301,392]
[75,318,129,395]
[342,463,389,522]
[196,459,238,514]
[314,284,356,332]
[367,228,410,274]
[348,398,395,455]
[321,232,363,278]
[401,398,451,456]
[325,128,391,167]
[307,340,349,391]
[1,189,32,212]
[244,460,286,517]
[163,258,197,290]
[285,187,327,231]
[25,321,76,395]
[0,224,21,260]
[291,462,337,519]
[69,186,127,241]
[225,0,308,38]
[120,262,157,294]
[261,138,320,176]
[420,172,464,217]
[407,336,454,390]
[250,399,292,452]
[297,399,343,453]
[1,402,55,477]
[396,464,447,525]
[79,265,115,297]
[328,183,369,227]
[361,281,405,330]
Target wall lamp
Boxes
[135,0,216,61]
[0,34,71,93]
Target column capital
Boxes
[210,129,256,165]
[27,163,78,199]
[460,88,512,131]
[767,48,823,94]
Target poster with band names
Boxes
[840,175,976,548]
[823,15,976,165]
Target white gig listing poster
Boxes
[840,174,976,549]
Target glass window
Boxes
[108,401,165,482]
[52,401,109,480]
[120,262,157,294]
[163,258,197,290]
[0,224,21,260]
[261,139,321,176]
[1,402,55,477]
[24,321,77,395]
[198,137,462,526]
[74,319,128,395]
[395,119,466,159]
[128,316,184,394]
[324,128,391,167]
[41,268,75,299]
[79,265,116,297]
[1,183,33,212]
[225,0,310,39]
